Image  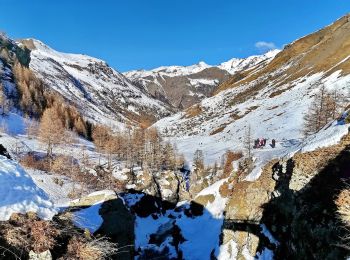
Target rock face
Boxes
[70,190,118,207]
[122,169,191,203]
[220,133,350,259]
[126,67,230,109]
[224,161,277,222]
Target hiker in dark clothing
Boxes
[271,139,276,148]
[254,139,259,148]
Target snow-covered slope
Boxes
[124,50,279,109]
[21,39,173,128]
[126,61,212,79]
[0,156,56,220]
[154,15,350,180]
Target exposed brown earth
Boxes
[130,67,231,109]
[216,14,350,96]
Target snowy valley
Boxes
[0,13,350,260]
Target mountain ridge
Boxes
[123,50,279,109]
[19,38,174,128]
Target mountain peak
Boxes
[197,61,208,67]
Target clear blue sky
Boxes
[1,1,349,72]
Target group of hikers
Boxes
[253,138,276,149]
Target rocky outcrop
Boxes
[125,66,231,109]
[70,191,135,259]
[223,159,277,222]
[125,169,191,204]
[220,133,350,259]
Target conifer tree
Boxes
[38,107,66,160]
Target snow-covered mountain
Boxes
[20,39,174,128]
[154,14,350,178]
[124,50,279,109]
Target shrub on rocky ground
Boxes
[0,212,120,259]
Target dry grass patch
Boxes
[0,212,121,259]
[183,104,202,119]
[210,125,226,136]
[222,150,243,178]
[1,213,59,254]
[20,153,50,172]
[269,89,287,98]
[336,188,350,226]
[65,236,119,260]
[230,112,244,120]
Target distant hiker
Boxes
[259,138,264,147]
[263,138,267,146]
[271,139,276,148]
[254,139,259,149]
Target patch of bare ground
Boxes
[267,105,279,110]
[215,14,350,102]
[269,85,294,98]
[182,104,202,119]
[210,125,226,136]
[229,106,259,122]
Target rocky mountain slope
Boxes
[18,39,174,128]
[154,14,350,174]
[124,50,278,109]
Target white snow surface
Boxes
[132,177,228,259]
[218,50,280,74]
[0,114,116,207]
[71,190,116,233]
[154,70,350,181]
[260,224,279,246]
[0,156,56,220]
[218,239,238,260]
[73,203,103,233]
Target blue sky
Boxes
[1,1,349,71]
